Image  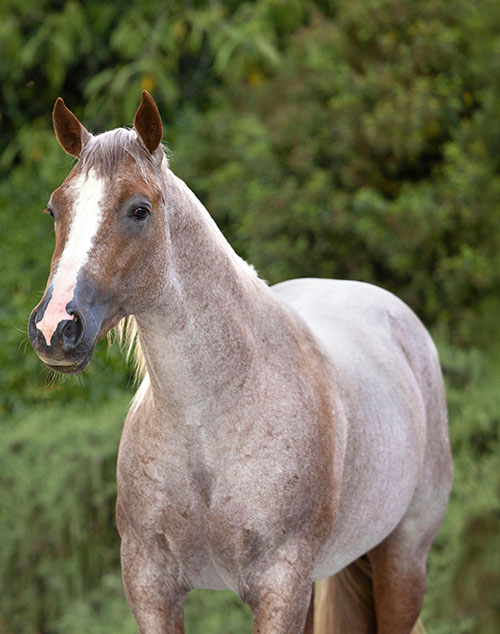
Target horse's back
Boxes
[272,277,433,363]
[271,278,441,416]
[272,278,451,577]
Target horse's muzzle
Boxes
[28,298,102,374]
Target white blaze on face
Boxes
[37,169,105,345]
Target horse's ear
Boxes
[134,91,163,154]
[52,98,91,158]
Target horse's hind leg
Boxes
[368,357,452,633]
[367,529,427,634]
[368,460,451,634]
[375,377,452,632]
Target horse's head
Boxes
[29,92,168,373]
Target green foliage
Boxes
[56,573,137,634]
[57,581,253,634]
[172,0,500,343]
[1,0,499,632]
[0,396,129,633]
[424,343,500,633]
[185,590,252,634]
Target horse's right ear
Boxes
[52,98,92,157]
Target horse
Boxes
[28,91,452,634]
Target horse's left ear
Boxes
[134,91,163,154]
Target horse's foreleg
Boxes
[303,584,315,634]
[250,544,313,634]
[120,533,186,634]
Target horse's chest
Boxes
[117,430,225,586]
[117,424,203,527]
[117,408,334,590]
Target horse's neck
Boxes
[134,168,278,419]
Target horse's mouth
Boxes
[41,351,93,375]
[45,359,91,374]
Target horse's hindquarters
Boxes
[272,278,451,582]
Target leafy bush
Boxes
[424,342,500,634]
[0,396,128,633]
[172,0,500,343]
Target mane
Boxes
[111,316,146,383]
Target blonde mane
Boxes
[111,316,147,383]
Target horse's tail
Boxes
[311,556,426,634]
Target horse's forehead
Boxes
[52,160,159,208]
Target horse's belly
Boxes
[312,478,416,580]
[312,405,425,580]
[181,564,229,590]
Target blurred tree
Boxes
[172,0,500,342]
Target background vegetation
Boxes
[1,0,499,632]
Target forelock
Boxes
[79,128,168,181]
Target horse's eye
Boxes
[130,207,150,220]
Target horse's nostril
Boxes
[28,308,41,343]
[62,311,84,350]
